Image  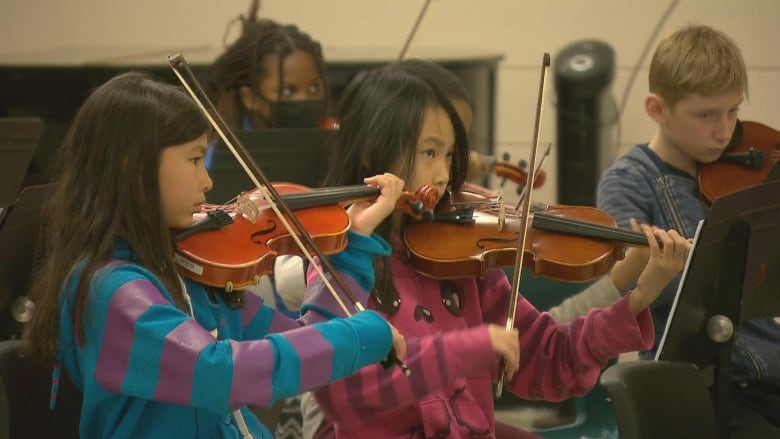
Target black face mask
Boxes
[268,99,328,128]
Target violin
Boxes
[403,188,656,282]
[699,120,780,206]
[169,53,413,374]
[176,183,437,291]
[468,151,548,190]
[493,155,547,189]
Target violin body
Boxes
[175,183,350,291]
[699,120,780,206]
[174,183,437,291]
[403,190,626,282]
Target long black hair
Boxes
[323,64,469,315]
[25,72,210,362]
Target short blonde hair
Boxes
[649,24,748,106]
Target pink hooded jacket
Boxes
[302,232,654,438]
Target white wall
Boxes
[2,0,778,203]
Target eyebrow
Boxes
[190,142,208,155]
[419,136,446,147]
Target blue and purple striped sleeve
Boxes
[85,268,392,412]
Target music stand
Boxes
[655,179,780,438]
[0,117,43,218]
[0,183,56,339]
[207,128,336,203]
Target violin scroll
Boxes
[493,155,547,191]
[399,184,438,222]
[699,120,780,206]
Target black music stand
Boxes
[0,183,56,339]
[0,117,43,218]
[655,179,780,438]
[207,128,336,203]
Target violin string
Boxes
[532,213,665,247]
[514,143,552,210]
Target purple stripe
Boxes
[283,327,333,390]
[406,334,443,401]
[267,308,300,333]
[240,291,264,329]
[345,366,371,419]
[229,339,275,407]
[95,279,168,391]
[155,320,212,404]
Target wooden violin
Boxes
[176,183,437,291]
[403,188,658,282]
[493,154,547,190]
[169,48,414,373]
[699,120,780,206]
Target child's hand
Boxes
[379,323,409,375]
[389,323,407,360]
[487,324,520,381]
[609,218,651,292]
[628,224,692,314]
[348,173,405,236]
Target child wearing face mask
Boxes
[205,10,331,168]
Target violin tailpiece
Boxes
[236,193,259,223]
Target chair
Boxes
[0,339,82,439]
[600,360,718,439]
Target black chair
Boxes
[0,339,82,438]
[600,360,718,439]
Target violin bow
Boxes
[495,53,551,398]
[168,53,411,375]
[398,0,433,61]
[514,142,552,209]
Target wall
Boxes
[1,0,778,203]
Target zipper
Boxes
[658,179,688,236]
[179,275,254,439]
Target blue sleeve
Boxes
[69,264,393,415]
[597,164,654,229]
[325,231,391,291]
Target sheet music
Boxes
[654,219,705,360]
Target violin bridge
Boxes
[236,193,259,223]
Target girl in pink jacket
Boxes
[301,63,690,439]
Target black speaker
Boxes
[555,40,615,206]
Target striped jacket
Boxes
[58,239,393,438]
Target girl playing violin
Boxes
[22,71,406,439]
[393,59,663,324]
[301,63,691,439]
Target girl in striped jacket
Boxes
[23,71,406,439]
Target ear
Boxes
[238,86,262,112]
[644,93,667,124]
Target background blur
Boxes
[1,0,777,204]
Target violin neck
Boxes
[532,212,657,247]
[281,186,379,210]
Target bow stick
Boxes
[495,53,551,397]
[398,0,434,61]
[168,53,411,376]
